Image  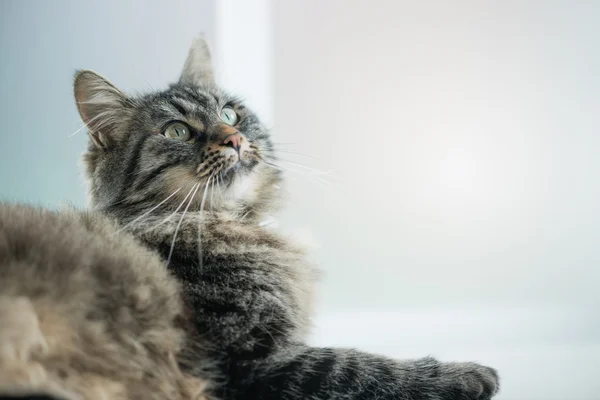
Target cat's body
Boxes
[0,204,207,400]
[77,38,500,399]
[126,210,498,400]
[0,36,500,400]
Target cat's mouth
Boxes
[196,145,261,189]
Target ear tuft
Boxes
[179,35,215,87]
[73,70,131,149]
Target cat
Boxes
[72,36,500,400]
[0,204,208,400]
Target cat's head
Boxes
[74,37,280,221]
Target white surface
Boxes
[310,308,600,400]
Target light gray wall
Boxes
[0,0,216,207]
[270,4,600,397]
[272,0,600,311]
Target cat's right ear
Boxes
[74,70,132,149]
[179,35,215,87]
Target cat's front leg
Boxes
[423,358,499,400]
[237,347,499,400]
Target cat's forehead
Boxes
[160,84,227,110]
[137,84,239,124]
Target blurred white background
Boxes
[1,1,599,399]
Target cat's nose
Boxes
[222,132,242,153]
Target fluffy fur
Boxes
[0,35,501,400]
[73,36,500,399]
[0,204,207,400]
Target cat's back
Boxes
[0,203,207,400]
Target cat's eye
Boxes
[164,122,191,141]
[220,106,238,126]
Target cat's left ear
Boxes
[179,35,215,87]
[74,70,133,149]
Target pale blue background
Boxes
[0,0,215,207]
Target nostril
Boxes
[222,133,242,153]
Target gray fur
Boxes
[75,37,500,400]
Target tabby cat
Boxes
[74,37,500,400]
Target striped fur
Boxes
[76,37,499,399]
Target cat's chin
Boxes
[220,158,259,183]
[221,170,260,202]
[212,164,268,213]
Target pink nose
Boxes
[222,132,242,153]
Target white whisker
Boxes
[167,182,201,266]
[271,149,320,160]
[262,161,286,173]
[270,142,298,146]
[217,172,223,193]
[200,175,212,214]
[262,159,338,190]
[210,174,215,213]
[117,187,183,232]
[69,123,90,137]
[144,183,200,235]
[197,175,214,272]
[68,111,109,137]
[216,172,223,200]
[267,156,338,176]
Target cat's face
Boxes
[75,38,280,219]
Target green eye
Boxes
[164,122,191,141]
[220,106,238,126]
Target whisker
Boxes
[239,209,252,221]
[156,182,199,228]
[217,172,223,197]
[262,160,337,190]
[117,187,183,232]
[197,175,214,271]
[167,182,201,266]
[210,174,215,213]
[263,155,339,186]
[70,109,118,137]
[266,155,338,176]
[200,175,212,214]
[68,123,89,138]
[68,111,110,137]
[262,161,286,173]
[271,149,320,160]
[143,79,156,92]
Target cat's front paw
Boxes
[438,361,499,400]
